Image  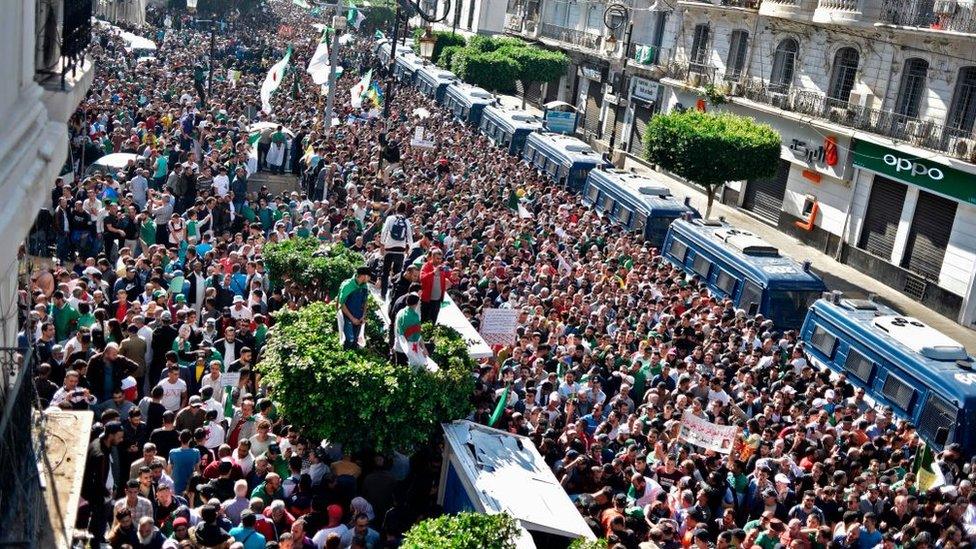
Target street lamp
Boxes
[418,27,436,64]
[186,0,198,12]
[382,0,453,117]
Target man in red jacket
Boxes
[419,248,454,324]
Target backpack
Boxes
[389,215,408,242]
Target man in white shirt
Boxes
[156,365,187,412]
[378,202,414,298]
[212,166,230,197]
[229,296,252,321]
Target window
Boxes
[843,348,874,383]
[715,270,737,296]
[618,208,632,227]
[917,393,957,446]
[827,47,859,104]
[769,38,798,94]
[669,239,688,263]
[726,30,749,81]
[948,66,976,132]
[552,0,568,26]
[633,213,646,235]
[585,185,600,203]
[882,374,915,411]
[601,195,615,214]
[692,254,712,277]
[739,280,762,315]
[467,0,477,30]
[690,24,710,70]
[895,58,928,118]
[810,325,837,357]
[585,5,603,30]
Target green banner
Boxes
[852,139,976,205]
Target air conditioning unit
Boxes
[848,91,874,109]
[770,92,791,110]
[933,0,957,14]
[827,106,848,123]
[948,136,975,159]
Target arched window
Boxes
[895,58,929,118]
[769,38,798,94]
[948,66,976,132]
[827,47,859,104]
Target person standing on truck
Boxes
[379,201,413,299]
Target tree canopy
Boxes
[258,302,476,453]
[412,29,467,65]
[262,239,363,300]
[401,512,521,549]
[434,36,568,94]
[643,110,781,217]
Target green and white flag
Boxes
[260,47,292,114]
[349,69,373,109]
[307,29,332,85]
[913,443,946,492]
[489,383,510,427]
[347,2,366,29]
[375,30,385,40]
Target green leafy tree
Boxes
[412,29,467,65]
[364,2,397,33]
[402,512,522,549]
[453,51,521,94]
[497,44,569,108]
[261,239,364,301]
[259,303,475,453]
[643,110,781,218]
[436,45,464,70]
[436,37,568,97]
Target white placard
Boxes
[479,308,519,346]
[221,372,242,388]
[677,411,738,454]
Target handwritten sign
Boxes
[221,372,241,388]
[479,308,519,346]
[678,411,738,454]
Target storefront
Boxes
[621,75,660,158]
[844,139,976,324]
[577,64,606,139]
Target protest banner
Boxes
[479,308,519,346]
[678,411,738,454]
[221,372,242,388]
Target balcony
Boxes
[538,23,603,51]
[759,0,818,19]
[36,0,94,124]
[812,0,869,25]
[679,0,762,9]
[738,80,976,161]
[665,60,719,88]
[879,0,976,34]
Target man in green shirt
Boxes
[337,267,371,350]
[50,290,80,343]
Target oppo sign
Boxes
[882,153,944,181]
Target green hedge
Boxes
[259,302,476,453]
[262,239,364,301]
[452,51,521,94]
[435,36,568,94]
[402,513,521,549]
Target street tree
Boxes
[643,110,781,218]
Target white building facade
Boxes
[503,0,976,328]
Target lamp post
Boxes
[417,26,436,65]
[382,0,453,118]
[603,3,632,161]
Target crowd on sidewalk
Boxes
[20,1,976,549]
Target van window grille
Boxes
[882,374,915,411]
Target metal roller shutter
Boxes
[628,102,653,157]
[742,159,790,225]
[857,176,907,260]
[583,79,603,137]
[901,190,957,280]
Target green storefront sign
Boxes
[852,140,976,205]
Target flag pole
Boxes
[324,0,346,131]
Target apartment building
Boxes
[504,0,976,328]
[416,0,509,36]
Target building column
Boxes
[889,186,919,267]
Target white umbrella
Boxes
[412,108,431,119]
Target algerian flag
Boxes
[375,30,385,40]
[307,29,332,85]
[168,275,185,295]
[489,383,510,427]
[913,443,946,492]
[349,69,372,109]
[260,47,292,115]
[347,3,366,29]
[248,131,262,146]
[395,306,426,367]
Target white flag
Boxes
[306,32,331,85]
[349,69,372,109]
[260,47,292,114]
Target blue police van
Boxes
[522,132,609,192]
[801,293,976,454]
[393,52,422,85]
[442,83,495,126]
[661,218,827,329]
[479,105,544,155]
[582,168,699,247]
[416,65,458,102]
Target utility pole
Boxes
[606,20,633,159]
[209,21,216,97]
[383,4,401,118]
[324,0,347,131]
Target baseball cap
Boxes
[189,395,203,407]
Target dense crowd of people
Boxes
[21,1,976,548]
